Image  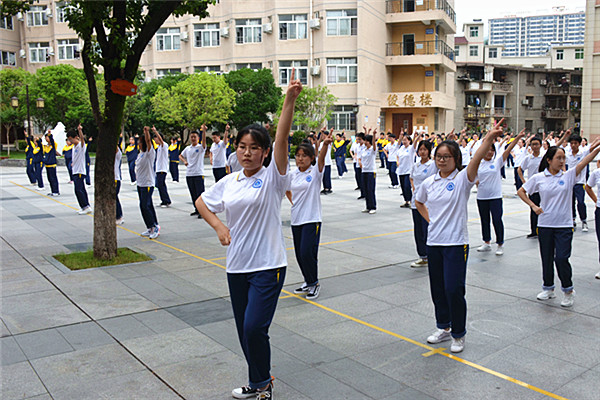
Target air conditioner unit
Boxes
[48,48,54,56]
[17,12,23,21]
[181,32,189,42]
[220,27,229,38]
[522,99,529,105]
[19,49,26,58]
[309,19,320,29]
[45,8,53,18]
[539,79,547,86]
[263,23,272,34]
[311,66,320,76]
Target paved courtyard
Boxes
[1,160,599,400]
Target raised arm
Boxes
[77,124,85,144]
[318,132,333,172]
[224,124,230,145]
[576,137,600,176]
[200,124,207,149]
[502,129,526,162]
[152,126,164,146]
[142,126,152,151]
[555,128,571,148]
[467,119,505,182]
[274,68,303,175]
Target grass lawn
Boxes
[0,151,27,159]
[54,248,152,271]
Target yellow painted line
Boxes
[11,181,81,211]
[10,181,567,400]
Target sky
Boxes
[454,0,586,37]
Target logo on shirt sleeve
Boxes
[252,179,263,189]
[306,176,312,183]
[446,182,455,191]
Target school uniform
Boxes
[319,143,332,191]
[521,153,543,235]
[155,142,171,206]
[397,145,415,203]
[135,148,158,230]
[351,142,363,192]
[115,148,123,220]
[201,155,290,391]
[410,159,437,260]
[385,142,400,187]
[85,139,91,185]
[377,138,389,168]
[62,144,74,182]
[513,145,527,190]
[587,169,600,263]
[289,165,324,288]
[361,146,377,211]
[125,139,138,183]
[460,146,470,168]
[181,144,206,213]
[476,156,506,245]
[566,147,589,224]
[414,168,477,339]
[227,152,242,173]
[168,141,180,182]
[522,168,577,293]
[43,136,60,195]
[72,141,90,209]
[333,139,350,177]
[211,140,228,182]
[25,137,37,184]
[32,138,44,188]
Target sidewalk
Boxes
[1,163,599,400]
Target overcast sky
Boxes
[454,0,586,37]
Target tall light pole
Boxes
[10,85,44,157]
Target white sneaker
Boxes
[36,187,45,191]
[560,290,575,307]
[495,245,504,256]
[116,218,124,225]
[582,222,589,232]
[140,228,152,237]
[427,328,452,344]
[411,259,428,268]
[361,209,369,213]
[231,385,257,399]
[450,337,465,353]
[130,181,136,186]
[369,209,377,214]
[536,289,556,301]
[78,206,92,215]
[149,225,160,239]
[338,176,343,179]
[596,271,600,280]
[477,243,492,252]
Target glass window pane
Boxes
[340,19,350,35]
[280,69,287,85]
[349,66,357,82]
[327,66,337,83]
[165,36,172,50]
[173,36,180,49]
[338,66,347,83]
[245,28,252,43]
[279,23,287,40]
[212,31,219,46]
[327,19,337,35]
[289,23,296,39]
[298,23,307,39]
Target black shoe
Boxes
[354,187,360,191]
[527,233,538,239]
[400,203,411,208]
[190,210,199,216]
[357,196,365,199]
[320,189,327,194]
[197,214,203,219]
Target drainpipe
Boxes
[516,69,520,133]
[309,0,314,88]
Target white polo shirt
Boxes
[181,144,206,177]
[566,148,589,185]
[587,169,600,208]
[318,143,332,166]
[72,141,87,175]
[115,149,122,181]
[135,148,156,188]
[521,154,543,179]
[522,168,577,228]
[414,168,476,246]
[351,142,361,166]
[513,145,527,168]
[155,143,169,173]
[410,159,437,209]
[201,156,290,273]
[460,146,470,167]
[385,142,400,164]
[211,141,227,168]
[470,140,482,158]
[361,146,377,173]
[227,152,242,173]
[397,145,415,175]
[288,165,323,226]
[476,156,505,200]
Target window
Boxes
[29,42,51,63]
[525,120,533,132]
[236,19,262,44]
[195,65,221,73]
[0,51,16,66]
[58,39,80,60]
[279,60,308,85]
[194,23,220,47]
[156,28,181,51]
[236,63,262,70]
[556,49,564,60]
[328,106,356,131]
[27,6,48,27]
[56,2,70,23]
[526,96,534,109]
[469,45,478,57]
[326,57,357,84]
[0,16,13,30]
[575,48,584,59]
[470,26,479,37]
[156,68,181,78]
[326,10,357,36]
[454,46,460,57]
[279,14,307,40]
[488,48,497,58]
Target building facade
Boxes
[581,0,599,138]
[489,7,585,57]
[0,0,457,135]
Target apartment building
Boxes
[581,0,599,138]
[489,7,585,57]
[0,0,457,134]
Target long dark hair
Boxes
[236,124,272,167]
[434,140,463,170]
[539,146,564,172]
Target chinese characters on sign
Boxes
[387,93,433,107]
[420,93,432,106]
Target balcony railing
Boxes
[542,109,569,119]
[570,86,582,96]
[545,86,569,95]
[464,107,490,119]
[386,0,456,23]
[386,40,454,60]
[493,108,512,117]
[492,82,513,93]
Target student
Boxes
[152,126,171,208]
[197,71,302,400]
[518,136,544,238]
[168,136,181,182]
[410,138,437,267]
[383,133,400,188]
[180,125,207,218]
[518,139,600,307]
[377,132,388,168]
[227,148,242,174]
[361,129,378,214]
[85,136,92,185]
[350,134,364,193]
[32,135,45,191]
[115,145,124,225]
[62,140,74,183]
[286,135,331,300]
[415,119,505,353]
[397,134,416,208]
[459,136,470,168]
[43,131,61,196]
[136,126,159,239]
[125,135,139,185]
[512,137,527,191]
[210,124,230,182]
[66,125,91,214]
[319,129,333,194]
[23,130,37,185]
[565,134,589,231]
[585,160,600,280]
[476,130,526,256]
[332,132,350,179]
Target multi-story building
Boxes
[0,0,457,135]
[581,0,599,138]
[489,7,585,58]
[455,20,582,134]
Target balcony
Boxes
[542,109,569,119]
[570,86,582,96]
[384,91,455,110]
[464,81,492,92]
[386,0,456,32]
[493,108,512,117]
[463,107,490,119]
[386,40,456,71]
[493,82,513,93]
[545,86,569,96]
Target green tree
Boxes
[225,68,281,130]
[1,0,215,259]
[0,68,32,153]
[275,85,337,132]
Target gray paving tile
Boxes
[0,336,27,366]
[98,315,155,341]
[0,361,48,400]
[555,369,600,400]
[0,318,11,337]
[121,276,188,307]
[132,309,190,334]
[194,319,244,356]
[13,329,74,360]
[166,298,233,327]
[56,322,114,350]
[280,367,371,399]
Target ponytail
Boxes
[538,146,564,172]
